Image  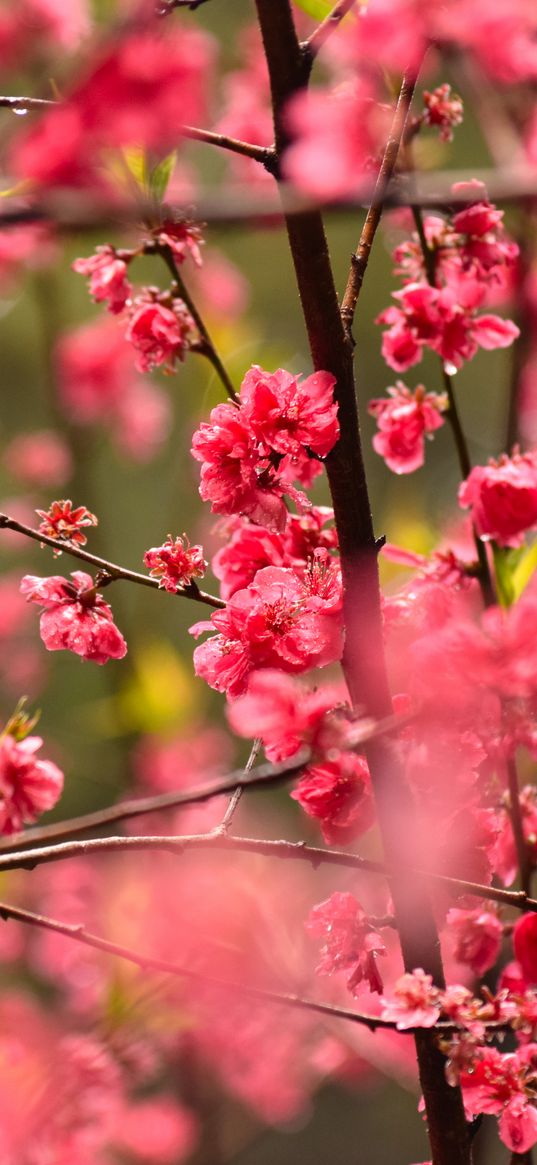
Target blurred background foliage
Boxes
[0,1,515,1159]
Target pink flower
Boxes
[36,499,98,548]
[191,565,343,698]
[458,450,537,547]
[291,752,374,845]
[495,787,537,887]
[192,403,290,532]
[369,382,447,474]
[56,316,170,462]
[306,892,387,995]
[240,365,339,460]
[446,907,503,975]
[460,1045,537,1152]
[113,1099,198,1164]
[21,571,127,664]
[422,84,463,142]
[380,969,441,1029]
[378,280,519,374]
[227,669,348,762]
[144,535,207,593]
[0,733,63,834]
[155,221,204,269]
[514,915,537,985]
[125,293,194,373]
[72,246,132,314]
[284,79,387,200]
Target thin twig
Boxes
[3,828,537,914]
[303,0,358,62]
[0,753,313,852]
[218,738,261,834]
[340,72,418,342]
[0,897,514,1037]
[0,95,55,110]
[0,512,225,609]
[157,245,239,403]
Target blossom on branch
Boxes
[36,499,98,548]
[72,246,132,315]
[0,732,63,834]
[458,450,537,547]
[144,535,207,593]
[306,892,387,995]
[368,382,447,474]
[125,291,195,374]
[20,571,127,664]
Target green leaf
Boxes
[492,543,524,608]
[292,0,332,18]
[510,540,537,603]
[121,146,147,191]
[148,151,176,203]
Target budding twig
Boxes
[0,512,225,609]
[303,0,358,63]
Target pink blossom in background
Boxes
[284,79,387,199]
[446,908,503,976]
[191,565,343,698]
[21,571,127,664]
[227,668,349,762]
[72,245,132,315]
[514,914,537,985]
[215,25,273,185]
[494,788,537,887]
[0,732,63,833]
[113,1098,198,1163]
[422,85,463,142]
[0,225,57,288]
[193,250,250,319]
[306,892,387,995]
[458,450,537,546]
[144,534,207,592]
[56,316,170,461]
[11,25,215,188]
[4,430,72,487]
[369,382,447,474]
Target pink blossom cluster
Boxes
[56,316,171,461]
[191,364,339,531]
[459,449,537,547]
[368,382,448,474]
[0,731,63,834]
[306,892,387,994]
[378,189,519,376]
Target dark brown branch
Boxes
[4,828,537,915]
[255,5,470,1159]
[340,72,418,342]
[0,897,513,1037]
[0,511,225,609]
[182,125,276,171]
[302,0,358,62]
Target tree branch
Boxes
[0,512,225,609]
[254,5,471,1159]
[3,828,536,914]
[0,95,55,110]
[0,896,512,1037]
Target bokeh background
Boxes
[0,0,519,1159]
